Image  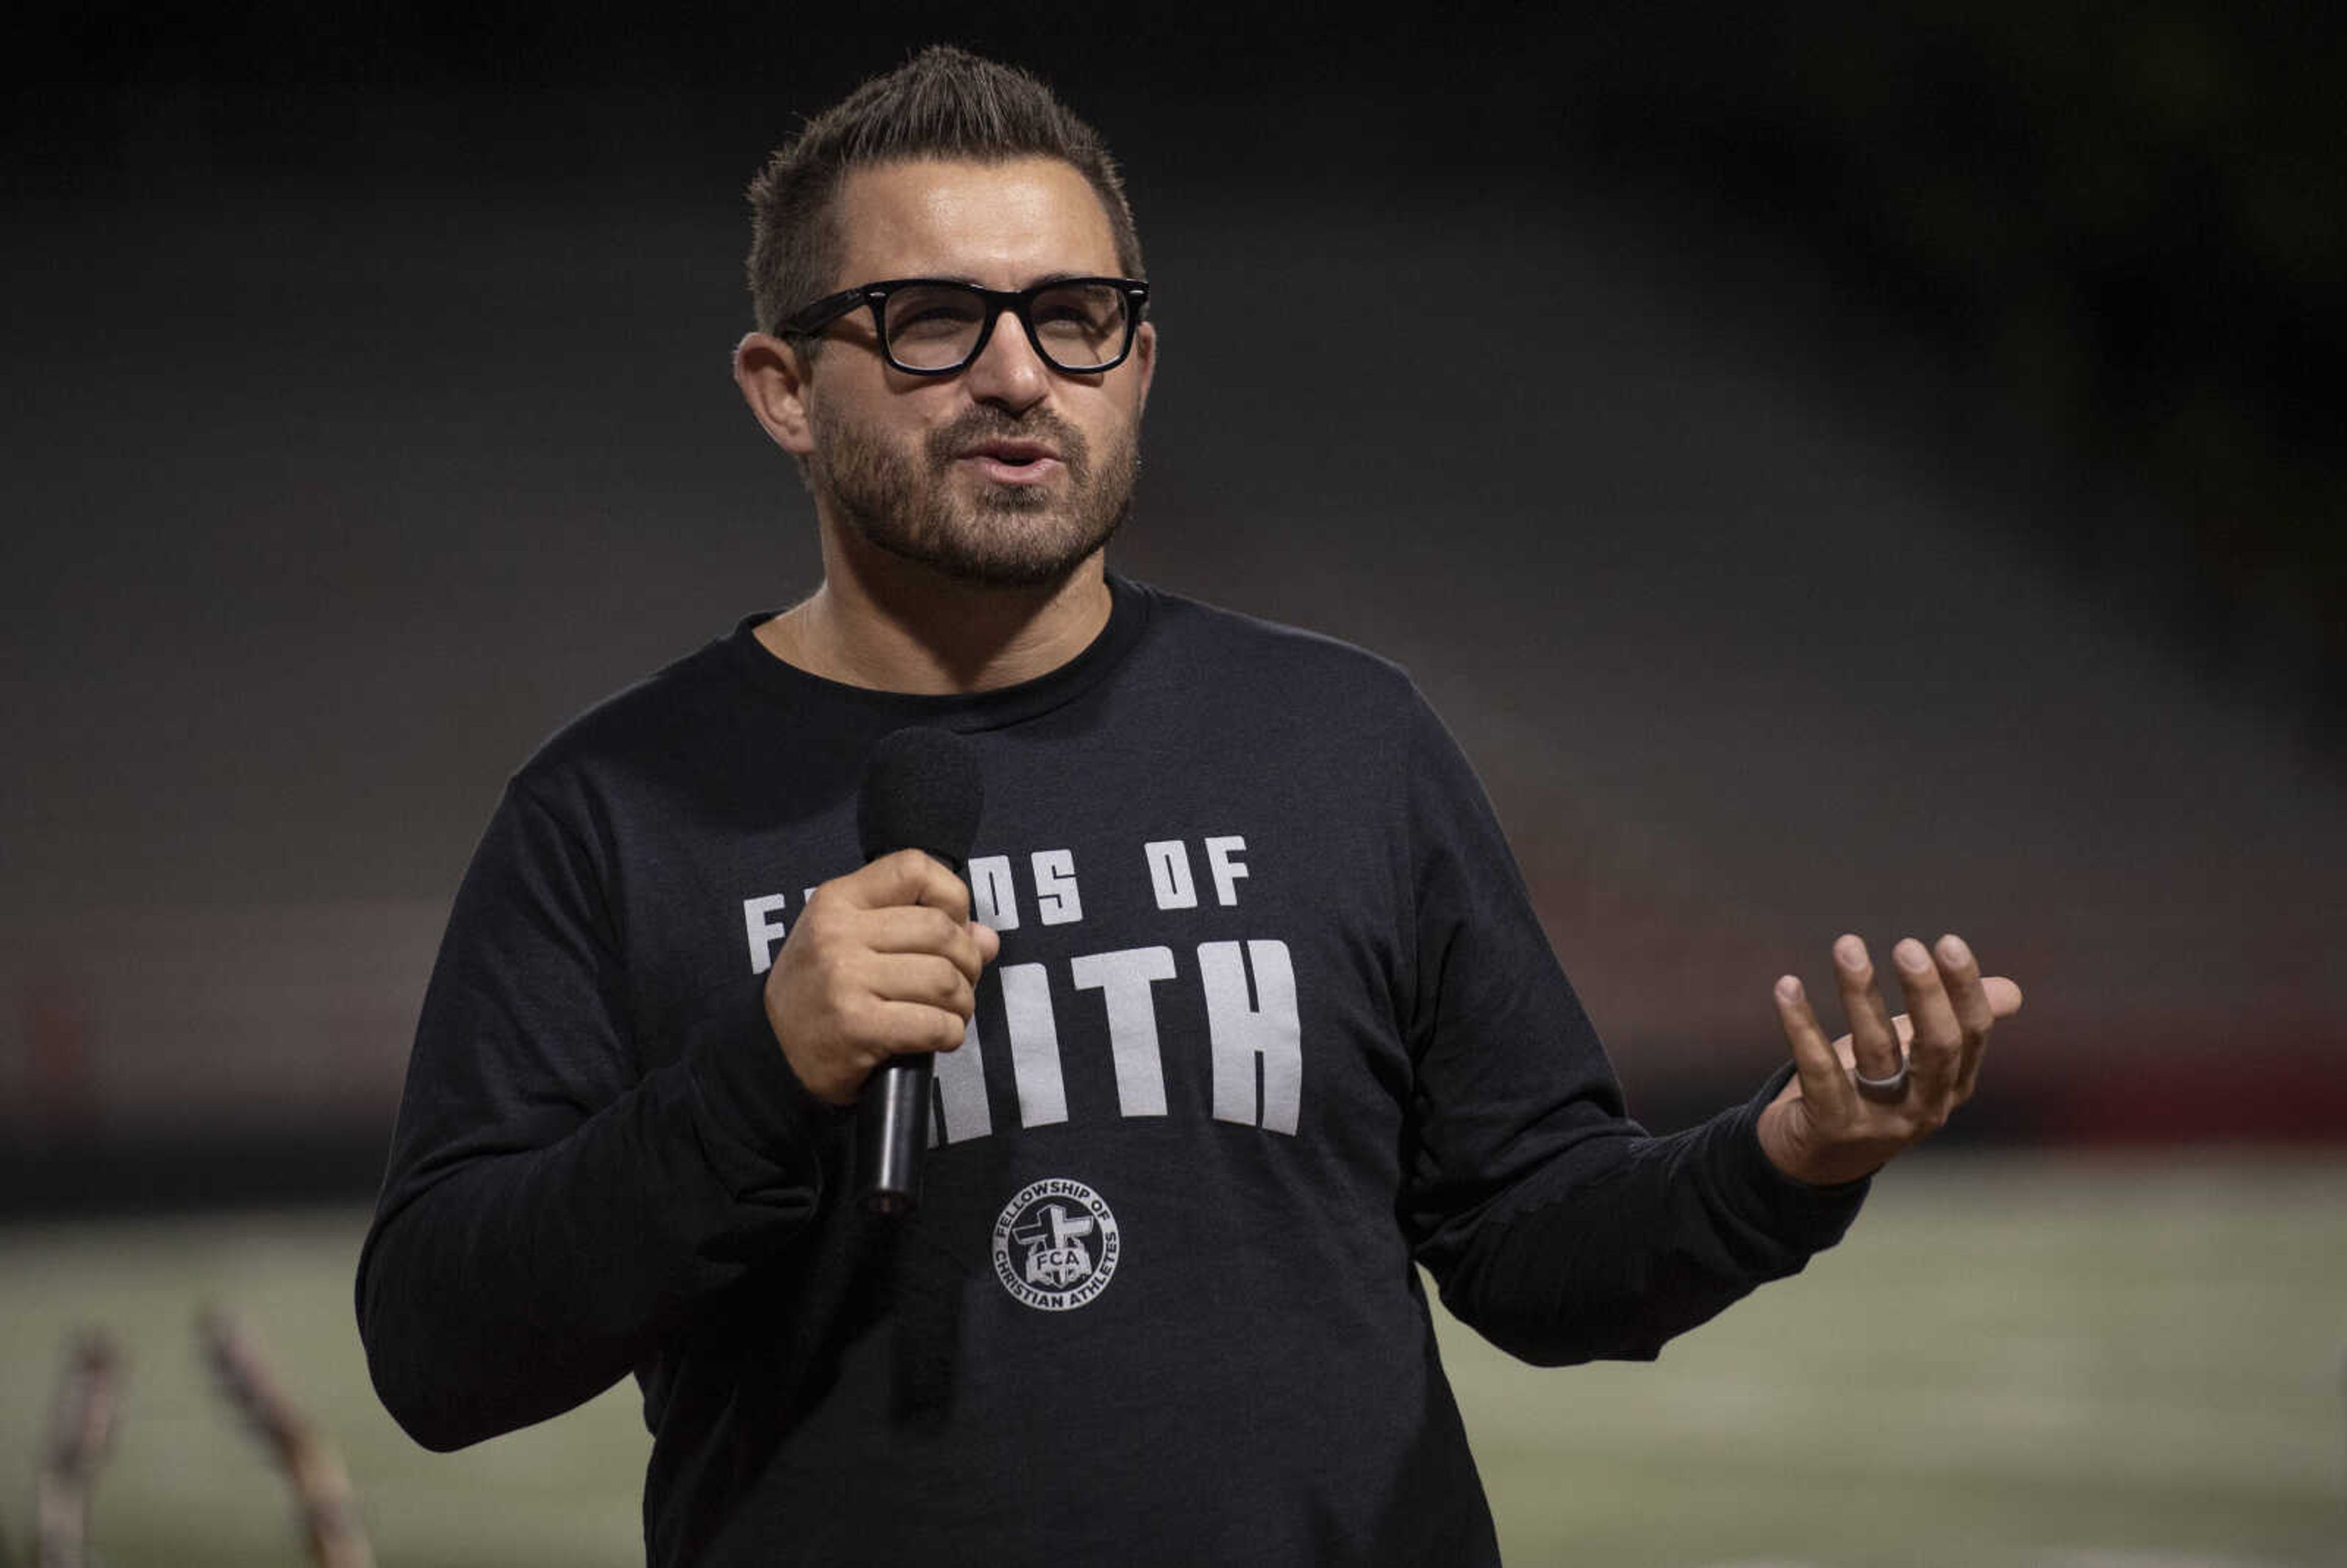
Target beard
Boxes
[806,401,1140,589]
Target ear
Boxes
[1129,319,1158,416]
[733,332,817,456]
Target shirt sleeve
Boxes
[1392,687,1868,1366]
[354,777,845,1450]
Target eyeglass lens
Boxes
[881,282,1130,372]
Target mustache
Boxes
[925,409,1090,474]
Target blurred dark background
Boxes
[4,2,2342,1214]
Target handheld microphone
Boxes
[854,727,984,1216]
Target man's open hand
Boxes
[1757,932,2022,1187]
[762,848,1002,1107]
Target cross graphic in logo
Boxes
[1013,1203,1096,1290]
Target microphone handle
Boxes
[858,1055,933,1215]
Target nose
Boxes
[958,303,1051,414]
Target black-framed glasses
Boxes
[777,277,1150,376]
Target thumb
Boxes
[1983,976,2023,1019]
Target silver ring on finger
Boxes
[1853,1053,1911,1104]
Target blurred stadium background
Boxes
[4,4,2341,1563]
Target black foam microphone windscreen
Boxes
[856,728,985,873]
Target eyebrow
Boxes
[914,270,1094,288]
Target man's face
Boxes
[796,158,1155,588]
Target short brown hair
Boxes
[746,46,1145,335]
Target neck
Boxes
[758,527,1112,695]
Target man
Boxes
[357,46,2022,1566]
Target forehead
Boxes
[831,157,1122,286]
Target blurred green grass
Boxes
[1,1154,2341,1566]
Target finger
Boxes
[828,849,973,921]
[862,906,988,981]
[864,951,978,1018]
[866,998,976,1055]
[1828,1015,1917,1072]
[1832,934,1901,1083]
[1933,933,1994,1098]
[1775,975,1855,1122]
[1963,976,2021,1100]
[1893,937,1961,1104]
[971,920,1002,963]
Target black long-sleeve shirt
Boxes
[357,574,1866,1566]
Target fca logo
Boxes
[1015,1203,1096,1289]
